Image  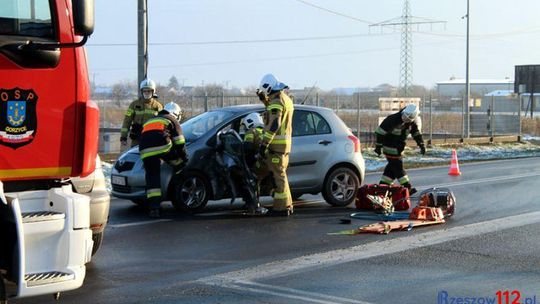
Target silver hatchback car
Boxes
[111,105,365,212]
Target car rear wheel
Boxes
[171,172,210,213]
[322,167,359,207]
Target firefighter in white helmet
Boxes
[255,74,294,216]
[139,102,187,218]
[238,112,268,215]
[374,103,425,194]
[121,78,163,148]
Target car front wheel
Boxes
[322,167,359,207]
[171,172,210,213]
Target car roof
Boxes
[212,104,334,115]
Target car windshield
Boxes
[0,0,55,38]
[181,110,234,143]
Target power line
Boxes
[293,0,373,24]
[87,25,540,48]
[92,39,463,73]
[87,32,397,47]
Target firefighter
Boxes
[374,103,425,194]
[121,78,163,148]
[237,112,268,215]
[255,74,294,216]
[240,112,265,169]
[139,102,187,218]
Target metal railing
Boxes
[97,94,534,154]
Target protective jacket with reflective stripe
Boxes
[139,112,186,160]
[243,126,263,167]
[121,97,163,139]
[375,110,424,156]
[262,91,294,154]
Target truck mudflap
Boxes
[0,183,93,299]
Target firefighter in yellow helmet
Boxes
[120,78,163,148]
[255,74,294,216]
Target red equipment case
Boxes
[356,184,411,211]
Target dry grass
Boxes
[522,117,540,135]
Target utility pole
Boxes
[464,0,471,138]
[370,0,446,97]
[137,0,148,88]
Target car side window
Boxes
[292,110,316,137]
[312,112,331,134]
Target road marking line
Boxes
[236,281,373,304]
[108,219,171,228]
[199,210,540,284]
[208,280,373,304]
[419,171,540,190]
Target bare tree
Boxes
[192,84,224,96]
[167,76,180,91]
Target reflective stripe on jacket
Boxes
[262,91,294,154]
[139,112,186,160]
[244,126,263,153]
[375,111,424,156]
[121,98,163,138]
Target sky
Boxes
[86,0,540,90]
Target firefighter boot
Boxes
[269,205,294,217]
[247,204,269,216]
[403,183,417,195]
[149,208,161,218]
[148,197,161,218]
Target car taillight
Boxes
[348,135,360,153]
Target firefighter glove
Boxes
[256,89,266,102]
[420,144,426,156]
[374,146,382,156]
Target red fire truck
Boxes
[0,0,101,301]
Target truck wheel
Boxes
[91,232,104,256]
[322,167,359,207]
[171,172,210,213]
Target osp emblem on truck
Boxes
[0,88,38,149]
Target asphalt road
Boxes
[14,157,540,304]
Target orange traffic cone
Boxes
[448,148,461,176]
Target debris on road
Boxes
[330,187,456,235]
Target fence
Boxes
[98,93,534,154]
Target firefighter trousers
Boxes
[142,155,162,210]
[142,151,183,209]
[258,151,292,211]
[379,156,411,187]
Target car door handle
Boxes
[318,140,332,145]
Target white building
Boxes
[437,78,514,97]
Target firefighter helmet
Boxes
[140,78,156,100]
[164,102,182,121]
[259,74,287,96]
[239,112,264,135]
[140,78,156,91]
[401,104,419,123]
